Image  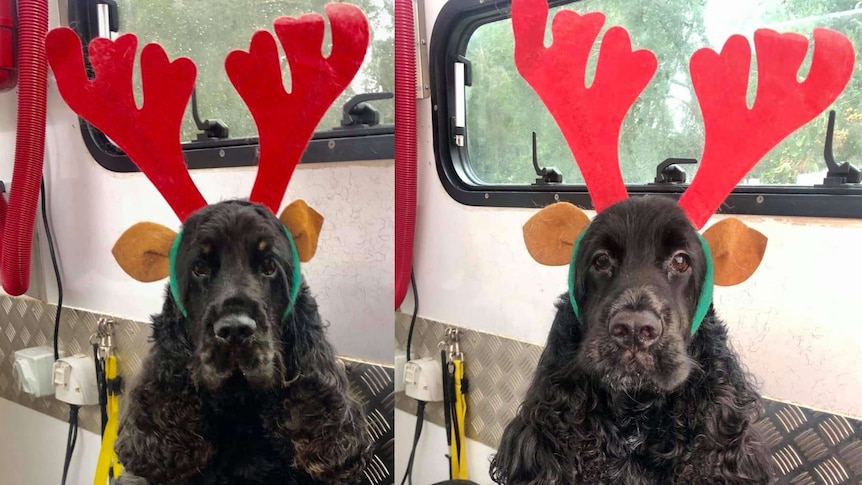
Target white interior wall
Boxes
[395,409,497,485]
[0,398,101,485]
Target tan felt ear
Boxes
[112,222,177,283]
[279,199,324,263]
[523,202,591,266]
[703,217,767,286]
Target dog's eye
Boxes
[671,253,691,273]
[192,261,210,279]
[592,253,611,271]
[260,257,278,277]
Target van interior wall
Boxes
[0,398,101,484]
[397,0,862,478]
[0,1,393,481]
[395,408,496,485]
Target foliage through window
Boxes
[114,0,393,143]
[464,0,862,186]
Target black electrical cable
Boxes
[94,342,108,434]
[400,270,422,485]
[60,404,80,485]
[405,270,418,361]
[399,400,426,485]
[42,180,77,485]
[41,180,63,361]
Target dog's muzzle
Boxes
[608,309,662,351]
[213,314,257,345]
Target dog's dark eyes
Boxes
[592,253,612,271]
[670,252,691,273]
[260,257,278,278]
[192,261,210,279]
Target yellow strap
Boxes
[93,355,123,485]
[449,359,468,480]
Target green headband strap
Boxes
[567,230,714,335]
[168,225,302,321]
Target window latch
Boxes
[651,158,697,184]
[451,55,472,147]
[96,0,119,38]
[820,110,861,186]
[190,88,230,141]
[337,92,393,129]
[530,132,562,185]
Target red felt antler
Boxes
[679,28,855,228]
[45,28,206,222]
[512,0,657,211]
[226,3,369,214]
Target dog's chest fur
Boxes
[578,398,687,484]
[190,385,313,485]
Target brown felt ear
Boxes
[523,202,591,266]
[279,199,324,262]
[702,217,767,286]
[112,222,177,282]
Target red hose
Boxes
[1,0,48,295]
[394,0,417,309]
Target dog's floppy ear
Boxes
[702,217,767,286]
[112,222,178,282]
[279,199,324,262]
[523,202,591,266]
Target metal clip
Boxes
[443,327,463,362]
[96,318,116,360]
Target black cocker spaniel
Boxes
[491,197,773,484]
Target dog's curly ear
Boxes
[112,222,178,282]
[523,202,591,266]
[279,199,324,262]
[702,217,767,286]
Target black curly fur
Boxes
[114,200,372,485]
[490,197,773,484]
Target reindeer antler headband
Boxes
[45,3,369,318]
[514,0,855,333]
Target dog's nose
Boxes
[213,315,257,343]
[609,311,662,350]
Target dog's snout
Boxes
[609,310,662,350]
[213,314,257,344]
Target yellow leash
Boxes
[449,358,468,479]
[93,319,124,485]
[443,328,469,480]
[94,353,123,485]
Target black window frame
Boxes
[430,0,862,219]
[67,0,394,173]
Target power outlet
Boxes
[404,357,444,402]
[394,351,406,393]
[53,354,99,406]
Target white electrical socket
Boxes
[53,354,99,406]
[394,351,407,393]
[404,357,444,402]
[12,347,60,398]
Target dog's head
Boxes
[110,197,324,391]
[572,196,706,392]
[523,196,768,394]
[172,200,298,391]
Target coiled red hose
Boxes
[1,0,49,295]
[394,0,417,309]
